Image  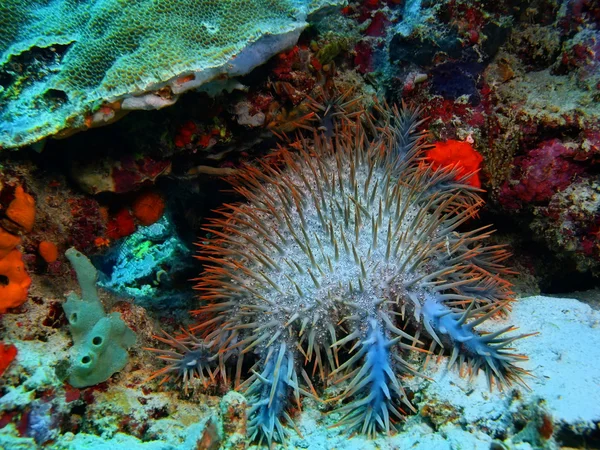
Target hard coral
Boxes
[0,249,32,313]
[0,0,345,149]
[149,104,529,445]
[98,214,192,307]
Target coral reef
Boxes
[63,248,136,387]
[0,0,345,149]
[5,292,597,450]
[1,1,600,448]
[337,0,600,279]
[531,179,600,271]
[149,104,529,445]
[497,134,599,273]
[482,2,600,275]
[70,153,172,195]
[499,139,585,209]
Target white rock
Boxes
[288,295,600,449]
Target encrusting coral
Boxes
[147,102,531,445]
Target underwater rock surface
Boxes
[1,295,598,449]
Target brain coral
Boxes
[148,104,531,445]
[0,0,344,149]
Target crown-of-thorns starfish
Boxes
[147,102,533,446]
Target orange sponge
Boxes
[6,186,36,232]
[132,191,165,226]
[0,250,32,313]
[0,228,21,260]
[39,241,59,263]
[425,139,484,188]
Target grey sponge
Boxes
[63,248,136,388]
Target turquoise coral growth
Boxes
[98,215,192,310]
[0,0,345,149]
[149,104,530,444]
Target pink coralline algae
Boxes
[560,0,600,33]
[110,156,172,194]
[499,139,585,210]
[348,0,394,75]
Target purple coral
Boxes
[499,139,585,209]
[499,135,600,269]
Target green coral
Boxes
[0,0,345,149]
[133,240,153,260]
[63,248,136,388]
